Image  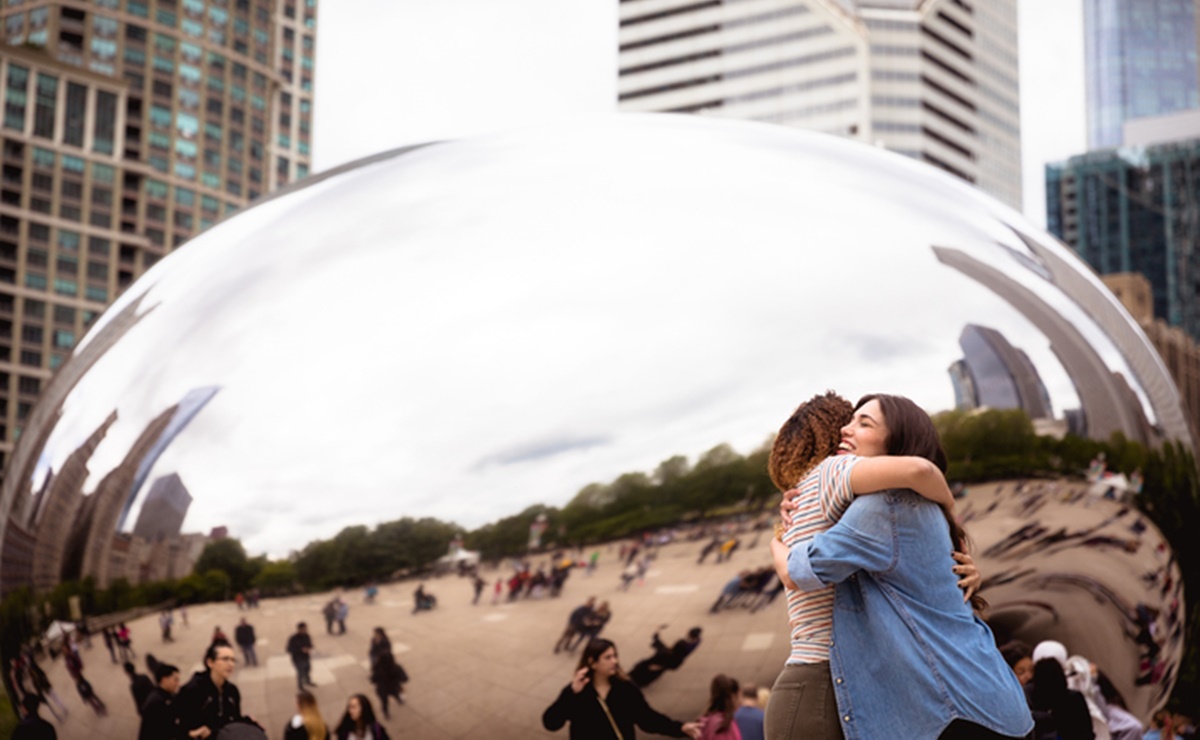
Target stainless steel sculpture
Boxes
[0,115,1185,723]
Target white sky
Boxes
[310,0,1087,228]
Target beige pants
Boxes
[765,662,845,740]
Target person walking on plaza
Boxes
[554,597,595,654]
[336,599,349,635]
[368,628,408,719]
[178,643,247,737]
[543,638,701,739]
[124,661,155,716]
[13,694,56,740]
[287,622,317,691]
[733,684,765,740]
[139,662,183,740]
[284,690,330,740]
[24,656,67,722]
[236,618,259,667]
[74,674,106,715]
[116,622,136,662]
[159,609,175,643]
[335,694,391,740]
[472,575,486,605]
[570,601,612,651]
[323,599,337,635]
[211,625,230,646]
[101,627,117,664]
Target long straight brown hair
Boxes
[856,393,987,613]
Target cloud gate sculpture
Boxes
[0,115,1186,729]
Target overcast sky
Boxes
[310,0,1087,228]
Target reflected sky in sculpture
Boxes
[0,114,1187,562]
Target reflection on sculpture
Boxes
[0,115,1187,724]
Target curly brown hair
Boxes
[768,391,853,491]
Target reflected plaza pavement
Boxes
[34,479,1182,738]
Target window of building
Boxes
[20,325,41,343]
[53,329,73,347]
[53,278,77,296]
[32,73,57,139]
[127,1,149,17]
[23,299,44,318]
[26,249,47,268]
[62,82,88,147]
[57,230,80,252]
[19,351,40,367]
[85,285,106,302]
[88,236,110,256]
[94,91,117,154]
[18,377,40,395]
[31,147,54,169]
[53,305,74,323]
[61,155,84,174]
[55,256,78,274]
[3,64,28,131]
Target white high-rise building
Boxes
[618,0,1021,209]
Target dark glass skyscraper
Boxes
[1084,0,1199,148]
[1046,140,1200,342]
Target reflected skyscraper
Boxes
[0,0,317,476]
[131,473,191,542]
[949,324,1052,420]
[618,0,1022,207]
[1084,0,1200,148]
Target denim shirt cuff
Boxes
[788,543,824,591]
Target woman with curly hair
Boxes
[769,392,1032,740]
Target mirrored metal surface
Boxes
[0,115,1185,726]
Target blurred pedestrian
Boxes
[159,610,175,643]
[323,599,337,635]
[369,628,408,719]
[124,661,155,716]
[335,694,390,740]
[75,675,106,715]
[101,627,117,664]
[628,627,702,687]
[698,674,741,740]
[472,575,485,605]
[287,622,316,691]
[733,684,764,740]
[116,623,135,662]
[284,690,330,740]
[554,597,595,654]
[336,599,349,635]
[236,618,259,667]
[542,638,700,739]
[13,694,56,740]
[139,662,183,740]
[178,643,246,737]
[24,657,67,722]
[1025,642,1094,740]
[211,625,230,646]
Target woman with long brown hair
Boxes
[542,638,702,740]
[697,674,742,740]
[771,393,1032,740]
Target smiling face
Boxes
[348,696,362,722]
[839,399,889,457]
[589,646,619,679]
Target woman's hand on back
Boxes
[952,551,981,602]
[779,488,801,527]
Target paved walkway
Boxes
[34,536,787,739]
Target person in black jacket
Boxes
[139,662,183,740]
[13,694,56,740]
[124,661,155,715]
[235,618,258,667]
[628,627,702,687]
[1025,656,1095,740]
[287,622,316,691]
[543,638,701,740]
[178,643,247,737]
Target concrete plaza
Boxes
[34,536,788,739]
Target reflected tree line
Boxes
[1,409,1197,709]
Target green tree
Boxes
[252,561,298,594]
[194,539,253,593]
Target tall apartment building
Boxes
[1045,136,1200,343]
[0,0,316,473]
[1104,272,1200,443]
[617,0,1022,209]
[1084,0,1199,149]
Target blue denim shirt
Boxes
[788,490,1034,740]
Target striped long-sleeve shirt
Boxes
[781,453,859,665]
